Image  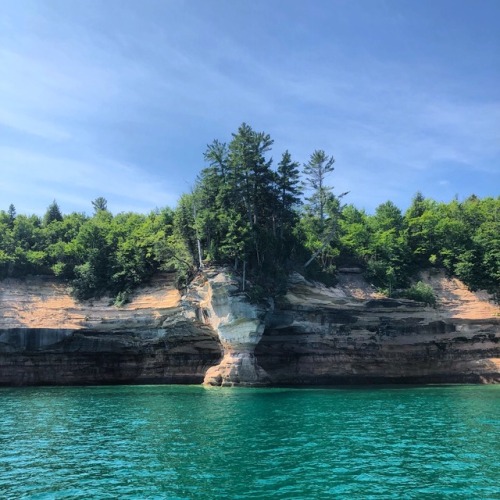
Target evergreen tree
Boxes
[43,200,63,225]
[227,122,275,228]
[303,150,335,229]
[197,139,231,261]
[92,197,108,214]
[276,150,302,239]
[300,150,344,272]
[228,123,276,270]
[7,204,16,227]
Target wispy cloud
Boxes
[0,147,177,214]
[0,0,498,214]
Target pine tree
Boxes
[43,200,63,225]
[276,150,302,240]
[228,123,274,228]
[303,150,335,230]
[92,197,108,214]
[7,204,16,227]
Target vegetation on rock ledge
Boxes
[1,124,498,303]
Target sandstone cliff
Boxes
[0,274,221,385]
[0,269,498,386]
[182,269,273,386]
[257,270,500,385]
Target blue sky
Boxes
[1,0,499,215]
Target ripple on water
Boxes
[0,385,499,499]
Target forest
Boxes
[1,123,499,305]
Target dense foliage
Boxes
[0,202,192,303]
[1,123,498,303]
[336,194,500,301]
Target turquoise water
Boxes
[0,385,499,499]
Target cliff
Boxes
[182,270,273,386]
[0,269,499,386]
[257,270,500,385]
[0,274,221,385]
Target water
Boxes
[0,385,499,499]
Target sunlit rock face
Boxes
[256,270,500,385]
[182,269,273,386]
[0,269,498,387]
[0,274,221,386]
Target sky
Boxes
[1,0,499,216]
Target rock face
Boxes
[182,270,272,386]
[256,270,500,384]
[0,269,499,386]
[0,275,221,386]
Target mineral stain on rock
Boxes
[0,274,221,386]
[0,269,498,386]
[182,270,273,386]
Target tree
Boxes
[404,192,439,266]
[71,217,112,299]
[92,197,108,214]
[373,201,403,232]
[197,123,277,272]
[303,150,335,229]
[300,150,345,272]
[228,122,275,228]
[173,193,198,269]
[8,214,46,276]
[276,150,302,239]
[364,201,411,292]
[43,200,63,225]
[338,204,371,263]
[7,204,16,227]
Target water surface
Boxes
[1,385,499,499]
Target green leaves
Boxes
[335,194,500,300]
[400,281,436,306]
[194,123,281,273]
[303,150,335,228]
[0,135,498,304]
[43,200,63,226]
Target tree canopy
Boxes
[1,124,498,303]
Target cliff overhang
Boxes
[0,269,498,386]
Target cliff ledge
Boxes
[0,269,498,386]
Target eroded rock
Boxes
[0,274,221,385]
[256,270,500,385]
[0,269,498,386]
[182,269,273,386]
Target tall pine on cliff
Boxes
[191,123,305,285]
[0,123,498,302]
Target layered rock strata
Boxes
[0,275,221,386]
[256,270,500,384]
[0,269,499,386]
[182,270,272,386]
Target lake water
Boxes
[0,385,499,499]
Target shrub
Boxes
[114,290,130,307]
[401,281,436,306]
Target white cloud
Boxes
[0,1,498,215]
[0,147,177,215]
